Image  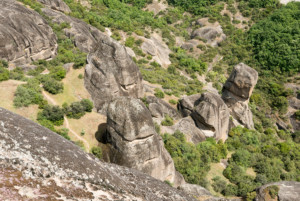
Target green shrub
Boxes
[14,80,43,107]
[161,114,174,126]
[154,88,165,98]
[125,36,135,48]
[169,99,177,105]
[56,128,70,140]
[267,185,279,199]
[0,67,9,82]
[38,105,64,126]
[43,78,64,94]
[91,146,102,159]
[212,176,227,193]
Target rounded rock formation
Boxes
[105,97,184,187]
[222,63,258,129]
[37,0,71,13]
[191,92,230,141]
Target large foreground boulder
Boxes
[105,97,184,187]
[0,107,195,201]
[0,0,57,65]
[85,38,144,113]
[222,63,258,129]
[256,181,300,201]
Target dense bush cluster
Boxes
[248,2,300,73]
[63,99,93,119]
[222,126,300,197]
[163,131,227,187]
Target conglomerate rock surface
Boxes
[0,107,195,201]
[105,97,184,187]
[0,0,57,65]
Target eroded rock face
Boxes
[256,181,300,201]
[0,0,57,65]
[0,107,195,201]
[85,38,143,113]
[37,0,71,13]
[161,117,206,144]
[178,94,201,117]
[222,63,258,129]
[105,97,184,187]
[191,92,230,141]
[42,8,104,53]
[146,96,181,120]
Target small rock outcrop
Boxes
[0,0,57,65]
[256,181,300,201]
[105,97,184,187]
[37,0,71,13]
[162,117,206,144]
[0,107,195,201]
[222,63,258,129]
[191,18,226,47]
[191,92,230,141]
[146,96,181,120]
[85,38,143,113]
[178,93,229,141]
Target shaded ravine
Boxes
[42,91,91,152]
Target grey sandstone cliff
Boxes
[0,107,195,201]
[0,0,57,65]
[222,63,258,129]
[84,38,143,113]
[105,97,184,187]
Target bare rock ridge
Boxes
[0,107,195,201]
[37,0,71,13]
[105,97,184,187]
[222,63,258,129]
[0,0,57,66]
[256,181,300,201]
[85,38,144,113]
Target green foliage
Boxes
[169,99,177,105]
[267,185,279,199]
[42,77,64,94]
[56,128,71,140]
[63,99,93,119]
[170,48,207,75]
[161,114,174,126]
[38,105,64,126]
[163,132,227,187]
[167,0,220,15]
[212,176,227,193]
[154,88,165,98]
[125,36,135,48]
[248,2,300,73]
[294,110,300,121]
[0,66,9,82]
[14,79,44,108]
[91,146,102,159]
[224,126,300,197]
